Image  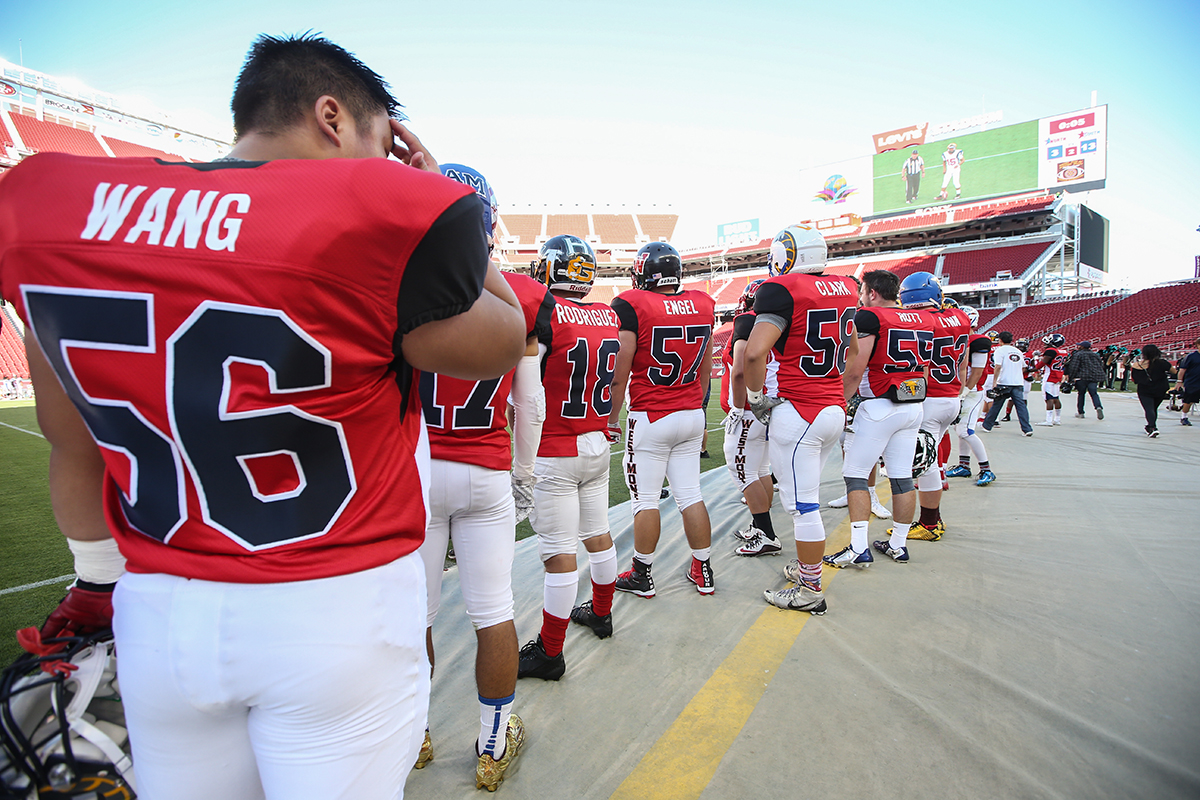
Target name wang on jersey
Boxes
[82,182,251,252]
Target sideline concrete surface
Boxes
[406,393,1200,800]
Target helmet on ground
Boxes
[439,163,499,246]
[532,235,597,297]
[899,272,943,309]
[960,305,979,328]
[768,225,826,276]
[1016,337,1030,352]
[1042,333,1066,347]
[632,242,682,291]
[738,278,767,314]
[0,630,136,798]
[912,429,938,477]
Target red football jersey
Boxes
[538,297,621,457]
[926,307,972,398]
[967,334,993,390]
[422,272,552,470]
[611,288,715,421]
[855,306,936,398]
[718,313,780,413]
[752,274,857,418]
[0,153,488,583]
[1042,348,1066,382]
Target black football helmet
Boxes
[531,235,597,297]
[738,278,767,314]
[1042,333,1066,348]
[0,631,136,798]
[1016,337,1030,352]
[631,242,682,291]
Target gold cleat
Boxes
[895,520,945,542]
[476,713,525,792]
[415,729,433,769]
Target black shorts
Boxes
[1183,387,1200,405]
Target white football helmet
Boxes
[960,305,980,328]
[769,225,827,276]
[912,429,938,477]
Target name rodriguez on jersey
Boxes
[81,182,251,252]
[554,303,619,328]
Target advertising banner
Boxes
[795,157,875,220]
[716,219,760,247]
[873,123,928,154]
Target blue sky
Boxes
[4,0,1198,290]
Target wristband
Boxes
[67,537,127,585]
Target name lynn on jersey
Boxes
[80,182,250,252]
[554,302,619,328]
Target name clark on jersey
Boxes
[814,279,854,297]
[80,182,250,252]
[555,303,619,328]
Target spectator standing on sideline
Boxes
[1065,341,1106,419]
[1131,344,1176,437]
[1175,337,1200,426]
[902,149,925,204]
[980,332,1032,435]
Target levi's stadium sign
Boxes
[873,123,927,154]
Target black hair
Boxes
[231,32,402,140]
[999,331,1013,343]
[1142,344,1162,362]
[862,269,899,302]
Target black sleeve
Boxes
[752,281,792,320]
[395,193,488,335]
[532,290,555,347]
[731,313,756,343]
[969,336,991,354]
[854,309,881,338]
[611,296,638,334]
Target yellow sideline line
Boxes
[610,488,889,800]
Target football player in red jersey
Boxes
[745,226,857,614]
[609,242,717,596]
[897,276,968,542]
[946,307,998,486]
[0,35,528,800]
[830,269,936,568]
[1037,333,1067,426]
[719,278,780,551]
[516,234,621,682]
[414,164,549,787]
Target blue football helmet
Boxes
[899,271,943,309]
[439,163,499,244]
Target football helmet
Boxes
[0,631,136,799]
[987,330,1000,342]
[738,278,767,314]
[632,242,682,291]
[1016,337,1030,352]
[960,305,979,328]
[1042,333,1066,347]
[912,429,938,477]
[941,297,959,310]
[768,225,826,276]
[439,163,499,246]
[899,272,943,309]
[532,235,597,297]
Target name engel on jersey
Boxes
[554,302,619,328]
[80,182,251,253]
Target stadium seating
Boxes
[637,214,678,242]
[1055,282,1200,353]
[867,211,950,235]
[0,312,29,380]
[102,136,180,160]
[8,113,108,158]
[988,296,1111,339]
[974,307,1007,330]
[593,214,638,244]
[501,214,543,245]
[941,242,1051,285]
[546,214,589,238]
[0,115,13,150]
[952,195,1056,222]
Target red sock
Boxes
[540,610,569,657]
[591,580,615,617]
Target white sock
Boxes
[691,547,711,562]
[633,549,654,566]
[890,523,909,550]
[543,571,578,620]
[587,545,618,585]
[850,520,870,553]
[477,693,515,760]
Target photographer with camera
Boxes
[980,332,1033,435]
[1065,341,1106,419]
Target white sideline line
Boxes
[0,575,74,597]
[0,420,44,439]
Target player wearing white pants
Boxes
[769,402,846,541]
[624,409,706,517]
[724,413,771,495]
[114,556,430,800]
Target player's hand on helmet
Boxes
[38,581,116,641]
[722,407,745,436]
[605,423,623,444]
[390,120,438,173]
[747,389,783,426]
[512,476,535,523]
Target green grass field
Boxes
[0,386,734,665]
[872,120,1039,213]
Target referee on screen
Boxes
[902,148,925,204]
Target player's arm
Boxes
[844,334,873,402]
[510,335,545,483]
[399,196,525,380]
[25,341,123,641]
[744,326,778,396]
[607,330,637,428]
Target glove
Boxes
[39,581,115,640]
[605,423,623,444]
[747,389,783,426]
[722,407,745,436]
[512,476,535,524]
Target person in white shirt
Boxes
[979,331,1032,435]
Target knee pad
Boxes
[672,486,704,512]
[537,531,579,562]
[844,476,870,493]
[793,515,826,543]
[916,469,942,493]
[630,495,661,516]
[889,477,915,495]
